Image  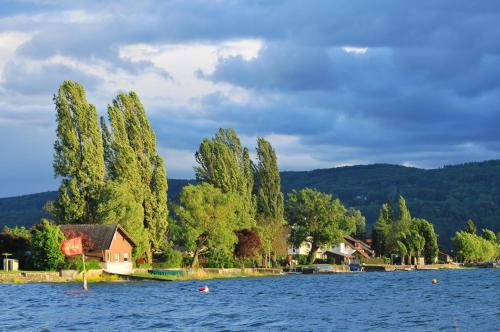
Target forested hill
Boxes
[280,160,500,248]
[0,179,194,229]
[1,161,500,248]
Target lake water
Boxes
[0,269,498,331]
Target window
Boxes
[124,253,129,262]
[115,253,120,262]
[107,252,110,262]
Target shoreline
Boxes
[0,263,495,284]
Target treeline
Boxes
[451,220,499,263]
[1,81,498,270]
[169,129,366,268]
[371,196,439,264]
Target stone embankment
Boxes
[0,269,105,283]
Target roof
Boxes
[344,235,373,252]
[59,224,136,250]
[324,250,353,258]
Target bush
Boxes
[293,254,309,265]
[205,248,236,268]
[31,219,65,271]
[153,249,183,268]
[63,259,101,272]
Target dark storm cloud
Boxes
[1,0,500,196]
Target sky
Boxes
[0,1,499,197]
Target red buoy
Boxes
[198,285,209,293]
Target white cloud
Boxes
[342,46,368,54]
[0,31,32,82]
[118,39,264,109]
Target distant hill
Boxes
[0,179,193,229]
[1,161,500,248]
[280,161,500,248]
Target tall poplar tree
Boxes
[253,138,287,264]
[98,100,149,258]
[101,92,168,254]
[194,128,255,228]
[372,202,393,257]
[52,81,105,224]
[254,138,284,220]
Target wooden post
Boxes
[81,253,88,291]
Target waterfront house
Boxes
[288,235,374,264]
[60,224,136,274]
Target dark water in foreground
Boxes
[0,269,498,331]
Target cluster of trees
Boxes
[48,81,168,261]
[1,221,72,270]
[286,188,364,264]
[171,128,364,268]
[372,196,439,264]
[172,129,287,268]
[452,220,499,263]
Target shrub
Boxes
[153,249,183,268]
[63,259,101,272]
[31,219,65,271]
[293,254,309,265]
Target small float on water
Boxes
[198,285,209,293]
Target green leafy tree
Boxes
[452,231,498,263]
[98,181,149,260]
[347,208,366,239]
[413,218,439,263]
[175,183,240,268]
[31,219,65,270]
[481,229,497,243]
[372,202,393,257]
[464,219,477,234]
[102,92,168,256]
[253,137,287,265]
[286,188,352,264]
[52,81,105,224]
[194,128,255,227]
[386,196,412,257]
[254,138,284,220]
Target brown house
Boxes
[60,224,136,274]
[343,235,375,258]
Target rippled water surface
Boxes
[1,269,499,331]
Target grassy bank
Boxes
[133,270,282,281]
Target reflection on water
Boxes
[1,269,499,331]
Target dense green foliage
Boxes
[194,128,255,223]
[153,248,183,268]
[31,219,65,270]
[465,219,477,234]
[452,229,499,263]
[286,188,355,263]
[3,159,500,252]
[0,182,189,229]
[0,226,32,269]
[280,161,500,248]
[254,138,284,221]
[253,137,287,265]
[175,183,242,268]
[100,92,168,253]
[372,196,439,264]
[52,81,105,224]
[99,92,169,258]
